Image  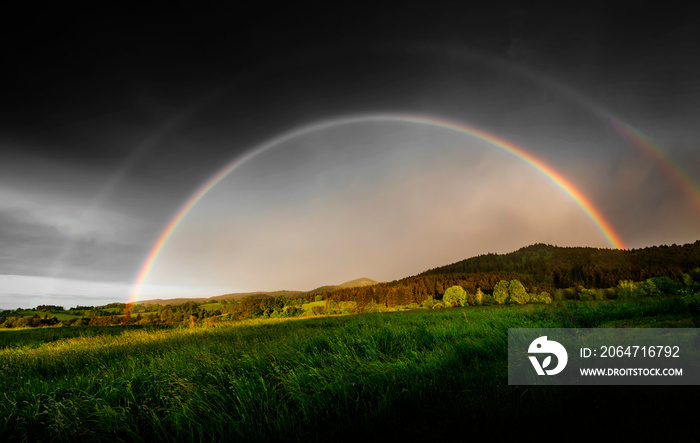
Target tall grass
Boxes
[0,298,695,442]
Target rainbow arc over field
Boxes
[128,114,626,303]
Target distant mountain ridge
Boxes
[137,279,378,306]
[308,277,378,294]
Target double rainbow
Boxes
[128,114,626,303]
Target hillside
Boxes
[302,241,700,309]
[308,277,379,294]
[137,280,378,306]
[137,242,699,308]
[137,290,305,306]
[420,241,700,288]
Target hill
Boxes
[137,290,304,306]
[301,241,700,309]
[135,242,699,308]
[308,277,379,294]
[137,280,379,306]
[420,241,700,288]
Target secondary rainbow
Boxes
[128,114,626,303]
[610,119,700,217]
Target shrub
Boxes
[482,294,497,306]
[311,306,327,316]
[284,305,301,317]
[617,280,637,300]
[604,288,617,300]
[363,302,385,313]
[421,297,435,309]
[647,277,681,295]
[553,290,565,302]
[579,288,595,302]
[682,293,700,315]
[529,292,552,304]
[563,288,576,300]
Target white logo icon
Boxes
[528,336,568,375]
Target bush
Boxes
[481,294,497,306]
[311,306,327,316]
[579,288,595,302]
[363,303,386,313]
[682,293,700,315]
[553,290,565,302]
[647,277,681,295]
[284,305,301,317]
[529,292,552,304]
[617,280,639,300]
[562,288,576,300]
[604,288,617,300]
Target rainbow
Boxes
[128,114,626,303]
[610,119,700,217]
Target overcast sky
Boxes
[2,3,699,308]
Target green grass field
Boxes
[11,310,82,321]
[198,302,224,311]
[0,298,697,442]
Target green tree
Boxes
[443,285,467,307]
[683,274,694,288]
[617,280,637,300]
[475,288,484,306]
[493,280,510,304]
[508,280,528,304]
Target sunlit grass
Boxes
[0,297,694,441]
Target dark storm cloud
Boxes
[0,205,147,282]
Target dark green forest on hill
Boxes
[422,241,700,287]
[311,241,700,309]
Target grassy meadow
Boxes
[1,297,698,442]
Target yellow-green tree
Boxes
[475,288,484,305]
[443,285,467,307]
[493,279,528,304]
[508,280,528,304]
[493,280,510,304]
